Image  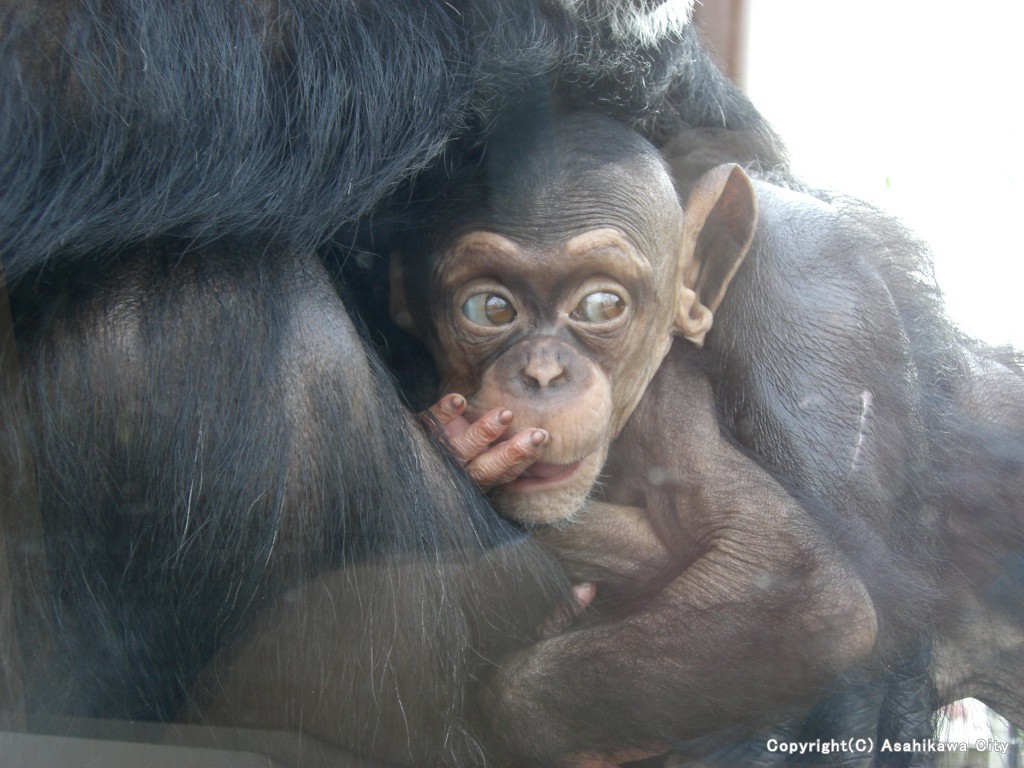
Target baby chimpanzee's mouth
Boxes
[519,460,582,483]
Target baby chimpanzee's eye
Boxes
[572,291,626,323]
[461,292,517,326]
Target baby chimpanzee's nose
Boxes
[522,344,567,389]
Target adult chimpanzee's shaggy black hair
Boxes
[0,1,779,281]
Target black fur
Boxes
[1,1,779,279]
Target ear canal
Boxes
[676,163,758,346]
[677,286,714,346]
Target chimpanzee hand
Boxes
[422,393,550,489]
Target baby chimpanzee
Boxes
[391,112,876,764]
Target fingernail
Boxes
[450,394,465,410]
[530,429,547,446]
[498,409,514,423]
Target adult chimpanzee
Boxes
[2,1,1022,767]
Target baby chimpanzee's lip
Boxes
[513,460,582,486]
[521,461,580,479]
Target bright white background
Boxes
[743,0,1023,347]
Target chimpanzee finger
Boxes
[464,428,548,488]
[445,407,516,463]
[424,393,467,426]
[538,582,596,638]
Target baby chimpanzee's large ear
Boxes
[675,163,757,346]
